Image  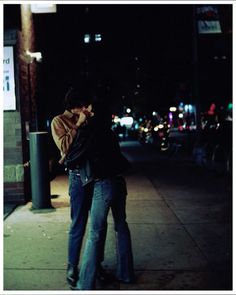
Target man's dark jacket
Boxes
[64,116,130,186]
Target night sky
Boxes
[4,4,232,118]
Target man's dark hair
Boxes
[65,84,94,110]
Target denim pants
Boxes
[68,170,93,267]
[77,175,134,290]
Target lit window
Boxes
[95,34,102,42]
[84,34,91,43]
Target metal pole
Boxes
[192,5,201,133]
[29,131,52,209]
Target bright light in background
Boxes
[84,34,91,43]
[169,107,177,112]
[227,103,233,110]
[152,111,157,116]
[178,113,184,118]
[95,34,102,42]
[120,117,134,127]
[184,104,193,112]
[31,4,57,13]
[154,126,159,132]
[178,102,184,111]
[113,116,120,123]
[126,108,131,113]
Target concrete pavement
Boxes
[3,142,232,292]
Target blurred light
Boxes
[84,34,91,43]
[208,103,216,115]
[154,126,159,132]
[179,103,184,111]
[120,116,134,126]
[169,107,177,112]
[227,103,233,110]
[169,112,173,120]
[31,4,57,13]
[137,84,140,88]
[152,111,157,116]
[26,50,42,62]
[184,105,189,112]
[95,34,102,42]
[113,116,120,123]
[126,108,131,113]
[144,128,149,132]
[158,124,164,129]
[184,104,193,112]
[178,113,184,118]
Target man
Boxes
[65,89,135,290]
[51,86,109,288]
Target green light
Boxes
[227,103,233,110]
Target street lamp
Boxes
[25,50,42,63]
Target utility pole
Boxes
[192,5,201,134]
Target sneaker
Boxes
[66,264,78,288]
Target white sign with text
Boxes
[3,46,16,110]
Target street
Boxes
[4,140,232,291]
[120,139,232,290]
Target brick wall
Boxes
[4,111,26,203]
[4,29,32,204]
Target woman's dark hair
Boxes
[65,84,95,110]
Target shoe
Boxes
[70,285,81,290]
[66,264,78,288]
[96,265,115,284]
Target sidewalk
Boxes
[3,169,231,291]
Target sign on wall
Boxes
[3,46,16,110]
[197,5,222,34]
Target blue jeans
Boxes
[68,170,93,267]
[77,175,134,290]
